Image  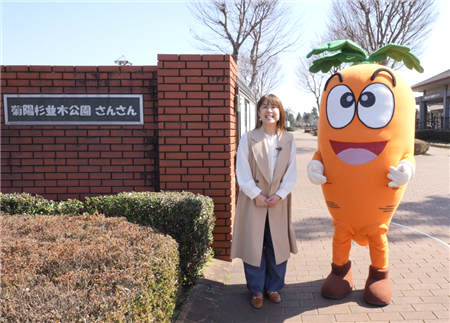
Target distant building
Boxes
[412,69,450,130]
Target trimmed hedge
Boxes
[0,192,84,215]
[414,139,429,155]
[86,191,215,286]
[1,214,179,323]
[415,130,450,143]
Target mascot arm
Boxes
[308,151,327,185]
[387,159,415,187]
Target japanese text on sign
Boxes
[3,94,143,125]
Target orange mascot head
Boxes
[306,40,423,306]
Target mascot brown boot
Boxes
[322,221,355,299]
[321,261,354,299]
[363,265,392,306]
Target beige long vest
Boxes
[230,127,298,267]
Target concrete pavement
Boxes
[176,131,449,323]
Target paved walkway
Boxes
[177,131,449,323]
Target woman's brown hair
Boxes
[255,94,286,132]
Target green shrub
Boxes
[86,191,215,286]
[286,126,295,132]
[0,193,84,215]
[414,138,429,155]
[1,214,179,323]
[415,130,450,143]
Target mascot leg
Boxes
[361,224,392,306]
[321,221,354,299]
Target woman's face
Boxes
[258,100,280,126]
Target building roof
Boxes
[411,69,450,92]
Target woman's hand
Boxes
[266,195,281,208]
[255,194,268,208]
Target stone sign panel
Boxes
[3,94,143,125]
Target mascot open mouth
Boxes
[330,140,388,165]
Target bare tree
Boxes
[240,54,284,100]
[295,57,325,112]
[187,0,302,94]
[324,0,438,69]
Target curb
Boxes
[175,259,233,323]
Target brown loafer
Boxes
[264,290,281,303]
[251,292,264,309]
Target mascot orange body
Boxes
[306,40,422,305]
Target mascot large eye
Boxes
[357,83,394,129]
[326,85,355,129]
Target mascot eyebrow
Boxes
[324,73,343,91]
[371,68,396,87]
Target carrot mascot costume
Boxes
[306,40,423,305]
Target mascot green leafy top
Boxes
[306,39,422,306]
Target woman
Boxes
[230,94,298,309]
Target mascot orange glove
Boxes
[306,40,423,306]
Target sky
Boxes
[1,0,450,117]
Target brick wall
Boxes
[0,65,159,201]
[1,55,238,260]
[157,54,238,260]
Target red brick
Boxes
[187,122,208,130]
[188,152,209,159]
[52,66,75,72]
[90,187,112,194]
[159,160,181,167]
[187,77,208,84]
[40,72,63,79]
[158,84,180,91]
[187,92,208,99]
[187,138,209,144]
[180,84,202,92]
[159,99,181,107]
[160,175,181,182]
[165,152,187,160]
[120,66,144,73]
[164,77,186,84]
[123,166,144,172]
[101,166,122,172]
[21,144,46,152]
[13,180,36,187]
[203,55,225,61]
[53,80,76,86]
[180,69,202,76]
[68,173,89,180]
[89,173,111,179]
[180,55,202,61]
[97,66,120,73]
[204,160,225,167]
[16,72,39,79]
[181,115,202,122]
[212,241,232,248]
[7,80,30,86]
[164,92,187,99]
[203,69,224,76]
[111,159,133,165]
[166,182,188,190]
[188,182,210,189]
[158,54,179,61]
[109,87,131,94]
[166,167,188,175]
[131,72,155,80]
[102,180,123,186]
[180,130,203,137]
[187,62,208,69]
[18,87,40,93]
[0,87,18,93]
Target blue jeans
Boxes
[243,214,287,294]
